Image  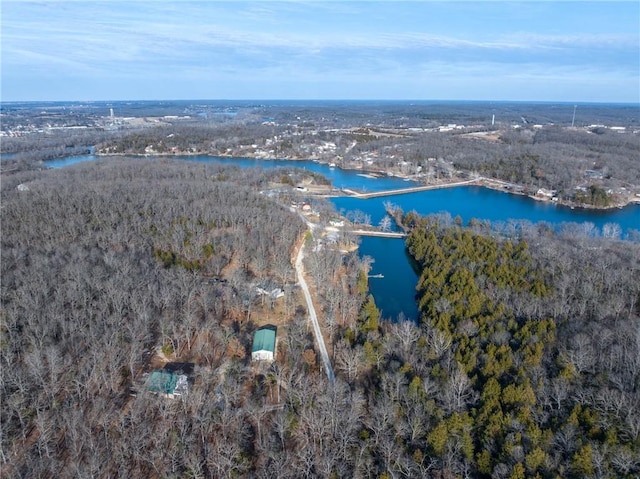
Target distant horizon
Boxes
[2,98,639,106]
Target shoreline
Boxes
[478,178,638,212]
[90,151,639,211]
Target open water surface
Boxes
[49,154,639,321]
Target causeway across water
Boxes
[343,178,481,199]
[350,229,406,238]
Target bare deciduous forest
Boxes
[1,155,639,478]
[1,100,640,478]
[1,159,311,477]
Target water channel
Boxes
[49,154,639,321]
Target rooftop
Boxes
[252,327,277,353]
[147,370,188,396]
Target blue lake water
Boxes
[176,155,415,192]
[48,154,414,191]
[48,154,639,321]
[335,187,638,321]
[359,236,420,322]
[335,187,639,321]
[332,185,639,235]
[46,154,98,169]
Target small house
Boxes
[536,188,556,199]
[147,370,189,398]
[584,169,604,180]
[252,327,277,362]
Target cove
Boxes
[169,156,635,322]
[332,185,639,236]
[48,154,639,235]
[359,236,420,322]
[178,155,415,192]
[334,187,638,321]
[49,154,639,321]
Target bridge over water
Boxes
[349,229,406,238]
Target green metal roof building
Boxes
[252,327,277,361]
[147,370,188,398]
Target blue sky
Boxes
[2,1,638,102]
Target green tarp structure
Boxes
[148,370,188,396]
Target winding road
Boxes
[295,234,335,383]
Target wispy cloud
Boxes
[1,1,638,101]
